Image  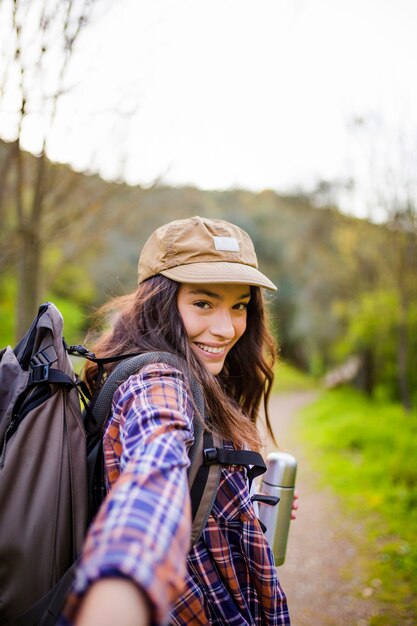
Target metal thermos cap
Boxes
[263,451,297,488]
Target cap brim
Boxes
[160,262,277,291]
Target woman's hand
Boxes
[75,578,151,626]
[290,490,299,520]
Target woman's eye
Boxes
[234,302,248,311]
[194,301,211,309]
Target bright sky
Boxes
[1,0,417,213]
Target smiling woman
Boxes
[60,216,291,626]
[177,283,250,375]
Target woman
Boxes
[61,216,292,626]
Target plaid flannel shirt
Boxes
[60,363,290,625]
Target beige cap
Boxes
[138,216,277,291]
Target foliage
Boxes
[298,388,417,623]
[45,296,90,347]
[0,273,17,347]
[0,269,95,348]
[333,290,417,404]
[273,360,319,393]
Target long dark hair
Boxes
[84,276,277,450]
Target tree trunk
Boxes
[360,348,375,397]
[14,151,46,339]
[397,319,412,412]
[15,226,42,338]
[0,141,16,221]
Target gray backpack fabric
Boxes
[0,303,88,625]
[0,302,265,626]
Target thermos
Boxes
[257,451,297,566]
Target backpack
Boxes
[0,302,266,626]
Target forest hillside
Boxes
[1,138,416,409]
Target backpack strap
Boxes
[87,351,267,545]
[202,446,267,486]
[189,431,267,542]
[87,351,206,477]
[87,351,212,543]
[89,351,205,435]
[188,430,223,544]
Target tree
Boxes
[0,0,100,335]
[340,115,417,409]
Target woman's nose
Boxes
[210,310,235,339]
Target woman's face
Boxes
[177,283,250,375]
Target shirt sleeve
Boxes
[66,363,195,625]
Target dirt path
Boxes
[266,392,380,626]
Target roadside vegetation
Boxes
[297,386,417,625]
[273,360,319,393]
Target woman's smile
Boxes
[195,342,228,355]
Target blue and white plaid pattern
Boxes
[60,363,290,625]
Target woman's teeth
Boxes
[196,343,226,354]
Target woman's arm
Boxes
[75,578,150,626]
[62,365,195,626]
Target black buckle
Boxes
[29,363,50,384]
[203,447,219,465]
[67,344,96,358]
[29,344,57,384]
[30,345,57,369]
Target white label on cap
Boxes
[213,236,240,252]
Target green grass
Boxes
[273,360,319,392]
[297,387,417,624]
